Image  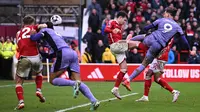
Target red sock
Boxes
[157,79,173,93]
[15,85,24,101]
[35,75,43,90]
[114,71,125,88]
[144,79,152,96]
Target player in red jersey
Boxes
[104,11,129,99]
[14,15,46,110]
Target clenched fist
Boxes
[112,28,121,34]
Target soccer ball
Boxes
[50,15,62,25]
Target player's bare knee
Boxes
[154,75,161,83]
[142,58,149,67]
[49,79,54,85]
[154,78,160,83]
[120,69,127,73]
[15,84,22,88]
[145,70,153,80]
[145,75,152,80]
[35,72,42,76]
[160,71,164,74]
[15,74,23,85]
[70,72,81,80]
[49,75,55,85]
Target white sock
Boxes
[19,100,24,103]
[127,78,130,82]
[113,87,119,90]
[36,88,41,92]
[143,95,148,98]
[172,90,176,93]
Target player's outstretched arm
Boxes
[180,35,191,51]
[30,32,44,41]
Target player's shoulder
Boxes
[25,25,37,29]
[156,18,165,21]
[109,20,117,24]
[40,27,52,33]
[107,19,116,27]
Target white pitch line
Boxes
[55,92,138,112]
[0,82,35,88]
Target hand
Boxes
[190,50,196,56]
[38,24,47,29]
[112,28,121,34]
[30,29,37,35]
[126,34,133,40]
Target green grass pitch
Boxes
[0,81,200,112]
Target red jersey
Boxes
[135,15,143,23]
[16,25,39,57]
[138,1,148,11]
[125,2,136,13]
[104,20,123,44]
[157,38,174,61]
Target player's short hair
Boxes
[166,8,176,17]
[23,15,35,25]
[116,11,128,19]
[46,21,54,29]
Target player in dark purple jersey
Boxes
[30,22,100,111]
[121,8,191,93]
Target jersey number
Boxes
[163,23,172,33]
[16,27,31,43]
[21,27,31,39]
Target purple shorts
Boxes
[143,34,163,57]
[51,48,80,75]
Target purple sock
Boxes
[79,82,97,103]
[130,34,146,41]
[52,78,75,86]
[129,65,145,81]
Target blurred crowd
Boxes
[82,0,200,64]
[0,36,17,79]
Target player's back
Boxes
[40,28,69,52]
[17,25,39,57]
[152,18,182,47]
